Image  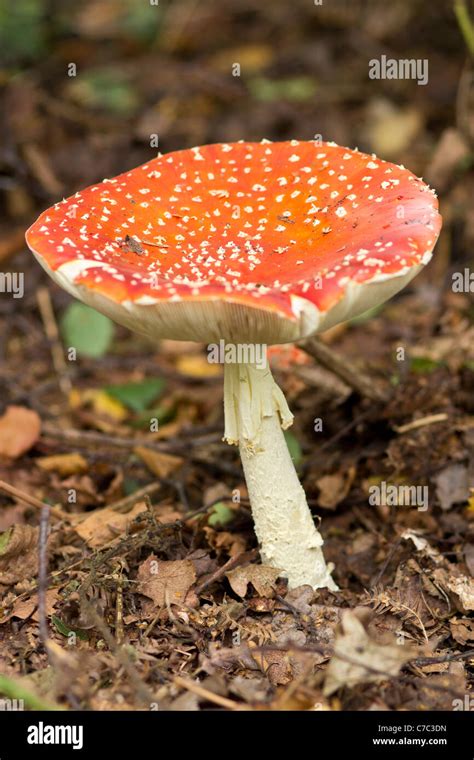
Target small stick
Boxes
[194,549,258,595]
[393,413,448,434]
[22,143,63,196]
[454,0,474,57]
[38,505,51,647]
[173,675,246,710]
[297,337,388,402]
[79,593,155,707]
[0,479,69,522]
[115,567,124,646]
[42,425,221,452]
[106,482,163,512]
[36,287,72,395]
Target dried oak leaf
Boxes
[0,406,41,458]
[323,610,415,696]
[134,446,183,478]
[433,568,474,612]
[0,524,38,585]
[226,564,281,598]
[74,501,147,548]
[433,464,470,511]
[9,588,59,622]
[137,554,196,607]
[316,466,356,510]
[37,453,88,477]
[450,617,474,646]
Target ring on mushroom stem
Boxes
[26,139,442,591]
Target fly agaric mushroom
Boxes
[26,140,441,591]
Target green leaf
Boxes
[410,357,444,374]
[60,302,114,359]
[123,478,142,496]
[284,430,303,466]
[0,0,46,65]
[51,615,88,641]
[129,404,175,429]
[104,378,165,413]
[249,76,316,102]
[67,68,139,116]
[0,673,63,711]
[208,502,234,527]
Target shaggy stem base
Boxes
[223,360,337,591]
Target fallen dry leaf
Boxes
[450,617,474,646]
[137,555,196,607]
[433,568,474,612]
[175,355,222,378]
[203,526,247,557]
[37,452,88,477]
[0,524,38,584]
[465,544,474,577]
[77,389,128,422]
[226,564,281,598]
[0,406,41,458]
[433,464,470,511]
[323,610,414,696]
[6,588,59,622]
[366,99,423,157]
[74,501,147,548]
[134,446,183,479]
[316,466,356,509]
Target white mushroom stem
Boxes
[223,359,337,591]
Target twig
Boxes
[38,505,51,647]
[412,649,474,666]
[183,495,250,522]
[79,592,156,707]
[298,337,388,402]
[194,549,258,595]
[36,287,72,395]
[301,407,373,475]
[41,424,241,478]
[173,675,246,710]
[455,0,474,56]
[41,424,218,454]
[22,143,63,195]
[106,482,163,512]
[372,537,403,586]
[393,413,448,434]
[0,479,69,522]
[115,566,124,646]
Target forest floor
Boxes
[0,0,473,710]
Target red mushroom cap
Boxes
[26,140,441,344]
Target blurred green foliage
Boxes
[208,502,235,527]
[284,430,303,466]
[104,378,165,413]
[0,0,47,64]
[0,0,162,67]
[66,68,139,115]
[248,76,316,102]
[410,356,445,374]
[60,302,115,358]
